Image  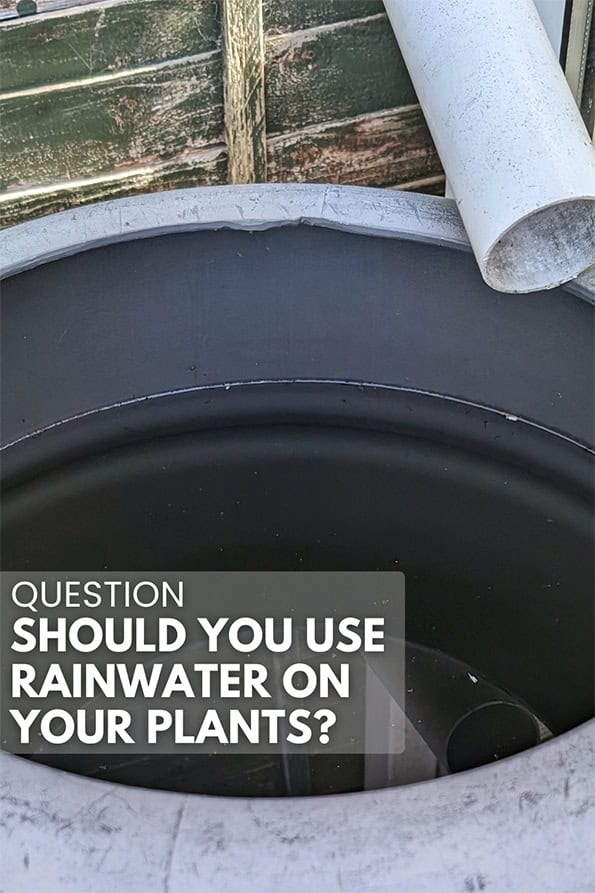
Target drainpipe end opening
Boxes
[483,197,595,293]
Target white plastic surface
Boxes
[384,0,595,292]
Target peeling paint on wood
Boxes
[0,0,220,91]
[222,0,266,183]
[0,144,227,227]
[0,0,443,226]
[263,0,384,35]
[0,0,111,22]
[265,14,416,134]
[267,105,442,188]
[0,51,223,190]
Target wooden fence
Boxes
[1,0,593,228]
[0,0,444,227]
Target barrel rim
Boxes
[1,183,593,304]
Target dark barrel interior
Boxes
[1,225,593,795]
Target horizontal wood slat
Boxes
[0,0,101,22]
[265,14,416,134]
[392,175,447,195]
[0,145,227,227]
[0,52,223,191]
[0,0,220,91]
[263,0,384,35]
[267,105,442,188]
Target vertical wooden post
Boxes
[565,0,593,105]
[221,0,267,183]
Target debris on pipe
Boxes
[383,0,595,293]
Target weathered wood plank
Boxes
[265,14,416,134]
[0,0,442,223]
[267,105,442,188]
[0,0,15,19]
[0,0,220,91]
[263,0,384,35]
[222,0,266,182]
[0,144,227,227]
[1,0,111,22]
[0,52,223,191]
[565,0,593,103]
[391,175,446,195]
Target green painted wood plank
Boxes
[263,0,384,34]
[265,14,416,134]
[267,105,442,188]
[0,1,101,22]
[0,144,227,227]
[0,52,223,190]
[0,0,221,91]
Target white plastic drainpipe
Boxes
[383,0,595,293]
